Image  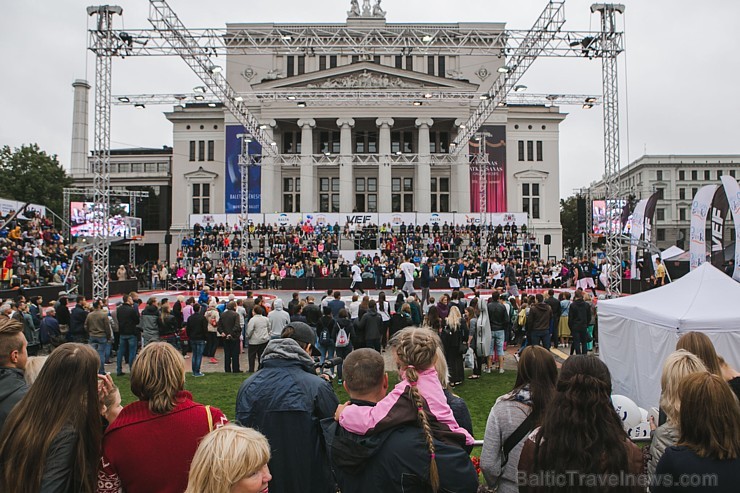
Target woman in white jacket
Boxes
[246,305,271,372]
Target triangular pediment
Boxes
[253,62,478,91]
[184,166,219,180]
[513,169,549,180]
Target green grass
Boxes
[112,369,517,442]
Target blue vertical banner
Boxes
[225,125,262,213]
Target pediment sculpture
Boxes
[306,70,422,89]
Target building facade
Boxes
[165,4,566,259]
[590,154,739,250]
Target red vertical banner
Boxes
[469,125,507,212]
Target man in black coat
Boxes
[321,349,478,493]
[544,289,561,348]
[568,291,592,355]
[68,298,88,343]
[525,293,552,349]
[218,301,242,373]
[487,292,509,373]
[115,294,140,376]
[186,304,208,377]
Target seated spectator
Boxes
[654,372,740,493]
[322,348,478,493]
[97,342,227,493]
[186,424,272,493]
[648,350,707,477]
[518,355,644,492]
[0,343,111,492]
[481,346,557,492]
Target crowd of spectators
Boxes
[0,210,78,290]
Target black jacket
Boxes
[0,367,28,433]
[157,314,178,337]
[526,303,552,332]
[186,312,208,341]
[358,309,383,341]
[568,299,592,331]
[321,400,479,493]
[544,296,561,319]
[236,339,339,493]
[69,305,88,336]
[303,302,322,327]
[54,298,70,325]
[218,309,241,339]
[116,303,140,337]
[487,301,509,331]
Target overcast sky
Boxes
[1,0,739,198]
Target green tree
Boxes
[0,143,71,216]
[560,195,580,255]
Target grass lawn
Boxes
[112,369,517,442]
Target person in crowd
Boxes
[420,258,434,308]
[481,345,557,492]
[525,293,552,349]
[317,306,337,371]
[544,289,561,349]
[718,355,740,401]
[328,291,346,320]
[157,303,179,350]
[436,293,451,321]
[245,305,270,373]
[349,294,361,321]
[39,306,61,354]
[389,302,413,341]
[185,424,272,493]
[675,331,722,375]
[468,304,491,379]
[303,295,322,329]
[486,292,508,374]
[350,259,364,294]
[268,299,291,339]
[98,342,227,493]
[568,290,592,355]
[654,372,740,493]
[100,380,123,431]
[647,350,707,477]
[186,303,208,377]
[204,301,220,364]
[336,327,475,448]
[69,296,89,343]
[85,300,113,374]
[434,347,474,447]
[441,305,467,386]
[23,355,46,386]
[518,355,644,492]
[377,291,392,348]
[357,299,383,352]
[218,301,242,373]
[236,321,339,493]
[115,294,140,376]
[0,319,28,433]
[0,343,111,493]
[426,304,442,333]
[55,293,71,337]
[332,308,355,384]
[322,348,479,493]
[140,297,160,346]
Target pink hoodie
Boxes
[338,367,475,446]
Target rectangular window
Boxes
[437,56,445,78]
[679,170,685,180]
[692,187,698,197]
[704,170,711,180]
[368,194,377,212]
[395,55,403,69]
[297,56,305,75]
[522,183,539,219]
[192,183,210,214]
[392,194,401,212]
[367,178,377,192]
[440,194,449,212]
[731,169,736,178]
[207,140,214,161]
[532,183,540,196]
[656,170,663,181]
[431,194,437,212]
[286,56,295,77]
[330,55,337,68]
[657,229,665,242]
[320,177,329,192]
[373,55,381,64]
[656,188,665,199]
[657,208,665,221]
[717,170,723,180]
[189,141,196,161]
[536,141,543,161]
[427,56,435,75]
[284,194,294,213]
[405,55,413,70]
[320,194,329,213]
[332,178,339,192]
[518,141,525,161]
[392,178,401,193]
[351,55,359,64]
[692,170,698,181]
[319,56,327,70]
[355,194,365,212]
[192,184,200,214]
[679,208,686,221]
[403,194,413,212]
[284,178,293,192]
[198,141,205,161]
[403,177,413,192]
[532,198,540,219]
[331,194,339,213]
[355,178,365,192]
[679,188,685,200]
[527,141,534,161]
[131,163,143,173]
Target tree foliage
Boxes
[0,143,71,216]
[560,195,580,255]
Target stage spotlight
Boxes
[208,103,217,107]
[209,64,223,74]
[287,95,297,100]
[479,94,491,100]
[235,96,244,102]
[585,97,597,103]
[297,101,306,107]
[582,103,594,109]
[134,103,145,109]
[259,124,267,130]
[422,35,433,42]
[424,93,433,99]
[497,65,510,73]
[194,86,207,93]
[194,94,205,101]
[513,85,527,92]
[413,101,423,106]
[117,97,130,103]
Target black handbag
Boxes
[458,339,469,355]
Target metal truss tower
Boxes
[592,3,625,297]
[237,133,252,259]
[87,5,122,301]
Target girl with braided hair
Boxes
[335,327,474,490]
[518,355,644,492]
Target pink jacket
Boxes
[338,367,475,446]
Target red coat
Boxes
[97,391,227,493]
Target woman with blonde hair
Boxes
[186,424,272,493]
[654,372,740,492]
[97,342,227,493]
[647,349,707,477]
[23,355,48,385]
[440,305,468,387]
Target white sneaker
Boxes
[499,367,505,374]
[514,353,520,362]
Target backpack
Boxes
[335,322,350,348]
[319,321,335,347]
[517,308,527,327]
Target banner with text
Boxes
[453,212,528,226]
[302,213,343,226]
[0,198,46,219]
[416,213,456,225]
[469,125,507,212]
[720,175,740,281]
[264,213,303,225]
[378,213,417,227]
[225,125,262,214]
[690,185,718,270]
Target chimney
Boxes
[71,79,91,176]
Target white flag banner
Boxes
[720,175,740,281]
[629,199,648,277]
[690,185,718,270]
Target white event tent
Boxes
[598,262,740,408]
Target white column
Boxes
[261,120,278,213]
[415,118,433,212]
[453,118,471,213]
[298,118,316,213]
[337,118,355,213]
[71,79,90,176]
[376,117,394,213]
